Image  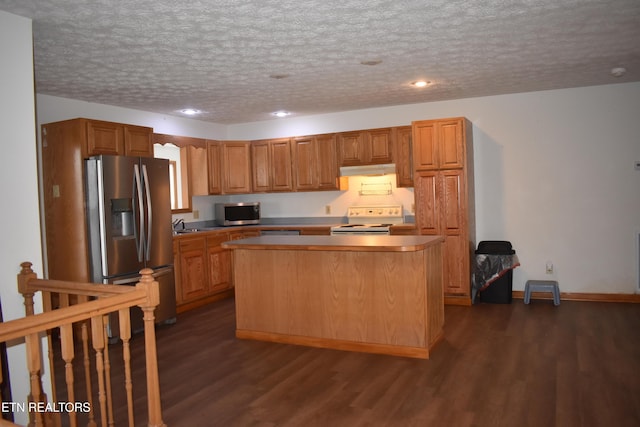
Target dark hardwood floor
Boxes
[56,297,640,426]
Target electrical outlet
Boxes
[52,184,60,198]
[635,161,640,171]
[325,205,331,215]
[546,261,554,274]
[193,210,199,219]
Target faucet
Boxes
[172,218,185,230]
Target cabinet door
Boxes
[222,141,252,193]
[394,126,413,187]
[337,131,364,166]
[413,118,465,170]
[251,140,271,192]
[438,118,465,169]
[207,140,222,194]
[124,125,153,157]
[178,238,209,302]
[440,170,464,234]
[86,120,123,156]
[412,121,437,170]
[188,145,209,196]
[316,134,340,190]
[270,138,293,191]
[292,136,316,191]
[173,239,182,303]
[207,234,232,293]
[414,171,439,235]
[368,128,392,164]
[440,170,469,294]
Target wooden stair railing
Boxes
[0,262,167,427]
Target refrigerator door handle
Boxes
[142,164,153,262]
[133,164,145,262]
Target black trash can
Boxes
[474,241,516,304]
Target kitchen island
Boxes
[222,235,445,359]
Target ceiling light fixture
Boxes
[360,60,382,66]
[272,111,291,118]
[411,80,431,88]
[610,67,627,77]
[269,74,291,79]
[179,108,201,115]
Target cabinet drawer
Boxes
[207,233,230,247]
[179,237,206,252]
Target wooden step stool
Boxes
[524,280,560,306]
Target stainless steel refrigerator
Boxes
[85,155,177,338]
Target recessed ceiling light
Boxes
[411,80,431,88]
[611,67,627,77]
[360,60,382,66]
[179,108,201,115]
[272,111,291,118]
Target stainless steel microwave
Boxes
[214,202,260,226]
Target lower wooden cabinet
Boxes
[207,234,232,294]
[173,229,262,313]
[174,231,233,313]
[176,237,210,303]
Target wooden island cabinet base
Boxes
[224,235,445,359]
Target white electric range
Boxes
[330,205,404,235]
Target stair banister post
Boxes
[136,268,166,427]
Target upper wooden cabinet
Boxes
[123,125,154,157]
[413,118,466,170]
[394,126,413,187]
[315,134,342,189]
[53,118,154,158]
[251,138,293,192]
[221,141,252,194]
[292,133,344,191]
[187,145,209,196]
[337,128,393,166]
[86,120,122,155]
[206,140,223,194]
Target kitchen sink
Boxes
[174,228,201,234]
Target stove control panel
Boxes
[346,205,403,224]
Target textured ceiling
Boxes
[1,0,639,124]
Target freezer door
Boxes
[140,157,173,268]
[86,155,144,281]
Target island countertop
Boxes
[221,234,443,252]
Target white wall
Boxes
[0,11,47,425]
[35,82,640,296]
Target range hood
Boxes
[339,163,397,177]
